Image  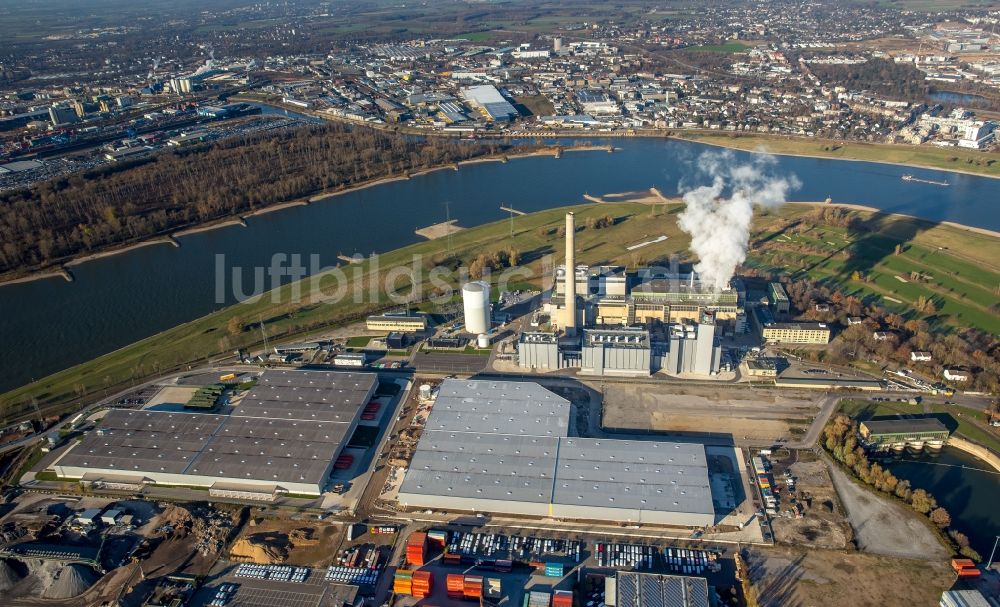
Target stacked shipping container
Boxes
[394,570,413,595]
[407,532,428,566]
[951,559,981,577]
[427,529,448,550]
[446,573,466,598]
[526,590,551,607]
[412,570,433,598]
[552,590,573,607]
[463,574,483,599]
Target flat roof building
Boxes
[754,306,830,344]
[462,85,519,122]
[397,379,715,526]
[55,370,377,496]
[366,313,428,332]
[859,418,950,447]
[608,572,709,607]
[767,282,790,315]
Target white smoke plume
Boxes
[677,150,800,291]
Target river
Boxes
[1,137,999,393]
[884,446,1000,560]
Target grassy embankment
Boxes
[838,399,1000,454]
[2,201,998,423]
[747,209,1000,335]
[674,131,1000,178]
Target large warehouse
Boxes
[397,380,716,526]
[54,370,377,497]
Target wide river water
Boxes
[1,137,999,392]
[885,446,1000,559]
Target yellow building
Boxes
[761,322,830,344]
[366,314,427,333]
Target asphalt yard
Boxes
[230,584,324,607]
[193,565,361,607]
[412,351,490,373]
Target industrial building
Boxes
[767,282,790,315]
[518,332,562,370]
[664,315,721,376]
[607,572,710,607]
[366,313,428,332]
[517,213,726,377]
[54,370,377,497]
[581,327,652,377]
[462,281,492,335]
[397,379,716,527]
[461,85,518,122]
[773,375,881,391]
[548,266,744,330]
[859,418,950,450]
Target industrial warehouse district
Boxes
[0,206,995,607]
[2,1,1000,606]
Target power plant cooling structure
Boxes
[462,281,491,335]
[564,212,577,335]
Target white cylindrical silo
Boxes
[477,334,490,349]
[462,281,491,335]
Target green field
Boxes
[685,42,748,53]
[748,209,1000,334]
[675,132,1000,178]
[2,201,998,424]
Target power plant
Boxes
[517,212,739,377]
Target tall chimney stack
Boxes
[564,212,577,335]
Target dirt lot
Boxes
[603,384,814,441]
[230,516,344,567]
[138,502,246,579]
[825,455,949,560]
[747,545,953,607]
[768,453,852,550]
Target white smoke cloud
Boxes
[677,149,800,291]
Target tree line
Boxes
[824,414,981,561]
[0,123,515,275]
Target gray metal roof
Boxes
[236,369,376,422]
[400,381,714,519]
[426,379,570,436]
[61,370,375,486]
[553,439,713,515]
[615,572,709,607]
[400,431,558,503]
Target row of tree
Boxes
[0,123,516,274]
[823,414,981,561]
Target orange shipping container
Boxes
[553,591,573,607]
